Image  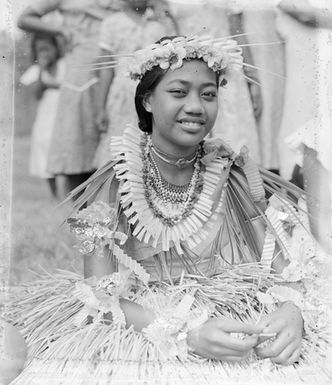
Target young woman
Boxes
[7,35,330,384]
[20,33,65,199]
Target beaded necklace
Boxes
[142,135,204,226]
[151,144,197,169]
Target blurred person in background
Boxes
[278,0,332,28]
[95,0,177,166]
[19,33,65,200]
[242,2,285,174]
[168,0,262,163]
[17,0,125,200]
[275,0,332,180]
[280,0,332,252]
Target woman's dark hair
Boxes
[134,35,224,133]
[30,33,62,63]
[135,65,166,133]
[135,36,178,133]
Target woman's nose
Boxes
[183,93,204,114]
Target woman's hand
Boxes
[96,109,109,133]
[278,0,317,27]
[255,302,303,365]
[248,83,263,120]
[187,317,262,362]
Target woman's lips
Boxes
[177,120,205,132]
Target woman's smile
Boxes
[145,60,219,155]
[177,119,206,133]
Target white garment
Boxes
[20,59,65,178]
[276,0,332,179]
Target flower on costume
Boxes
[73,271,132,327]
[67,201,127,256]
[234,146,249,167]
[201,137,234,166]
[96,271,131,298]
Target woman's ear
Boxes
[143,93,152,113]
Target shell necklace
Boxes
[142,136,204,226]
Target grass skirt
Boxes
[5,264,332,385]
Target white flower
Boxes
[257,291,275,305]
[168,46,187,71]
[79,240,95,254]
[160,39,172,46]
[127,35,241,82]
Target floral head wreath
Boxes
[127,35,243,83]
[91,34,250,85]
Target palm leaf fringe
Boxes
[5,264,329,367]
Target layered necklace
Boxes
[142,135,204,226]
[151,144,198,169]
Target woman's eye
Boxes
[169,89,186,96]
[202,91,217,99]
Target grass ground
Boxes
[10,135,82,284]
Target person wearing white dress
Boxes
[20,34,65,199]
[275,0,332,179]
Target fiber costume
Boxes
[6,35,331,384]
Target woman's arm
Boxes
[17,3,73,49]
[232,166,304,365]
[303,145,331,251]
[96,49,115,133]
[279,0,332,29]
[227,12,262,119]
[84,249,155,331]
[17,6,63,36]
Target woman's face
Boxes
[145,60,219,153]
[35,39,57,68]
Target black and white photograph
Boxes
[1,0,332,384]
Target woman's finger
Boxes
[281,347,301,366]
[255,333,277,347]
[257,317,286,334]
[255,330,290,359]
[217,332,259,353]
[219,354,252,363]
[217,317,262,334]
[270,343,298,365]
[209,345,253,359]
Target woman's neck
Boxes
[151,134,200,160]
[151,152,195,186]
[150,136,200,186]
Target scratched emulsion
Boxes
[0,0,14,351]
